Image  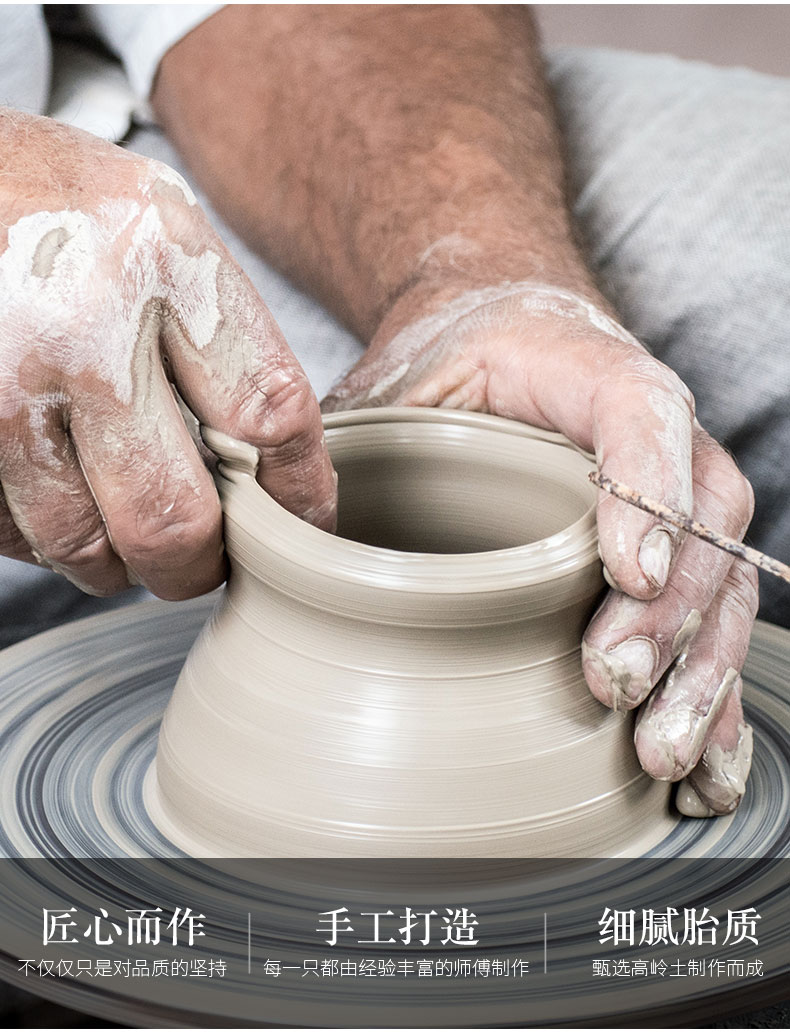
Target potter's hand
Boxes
[151,5,755,812]
[0,110,335,599]
[323,281,757,816]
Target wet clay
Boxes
[149,408,674,857]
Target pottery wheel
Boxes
[1,596,789,860]
[0,598,789,1026]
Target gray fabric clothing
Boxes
[0,6,51,114]
[0,5,220,132]
[547,49,790,624]
[82,3,222,100]
[0,46,788,647]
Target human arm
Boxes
[152,4,757,812]
[0,107,336,600]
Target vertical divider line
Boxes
[248,912,252,974]
[544,912,547,973]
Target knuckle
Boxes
[125,158,203,257]
[697,446,755,535]
[237,367,323,459]
[669,371,696,414]
[619,352,696,411]
[723,560,760,625]
[139,156,175,183]
[595,353,697,436]
[138,157,195,203]
[43,514,112,570]
[120,488,221,566]
[730,473,756,530]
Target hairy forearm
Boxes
[153,4,598,340]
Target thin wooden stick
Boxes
[589,471,790,585]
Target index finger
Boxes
[590,358,695,599]
[157,223,337,532]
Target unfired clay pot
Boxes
[148,408,674,857]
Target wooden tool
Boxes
[589,471,790,585]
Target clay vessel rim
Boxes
[207,407,599,590]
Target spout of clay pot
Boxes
[200,426,260,480]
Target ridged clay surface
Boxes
[152,409,675,857]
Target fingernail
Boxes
[675,779,716,818]
[680,723,754,816]
[596,541,621,590]
[582,636,658,711]
[637,668,739,780]
[638,527,674,589]
[692,668,740,760]
[602,564,621,592]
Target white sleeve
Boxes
[82,5,224,99]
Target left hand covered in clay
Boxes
[322,280,757,818]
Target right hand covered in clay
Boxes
[323,279,758,819]
[0,109,336,600]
